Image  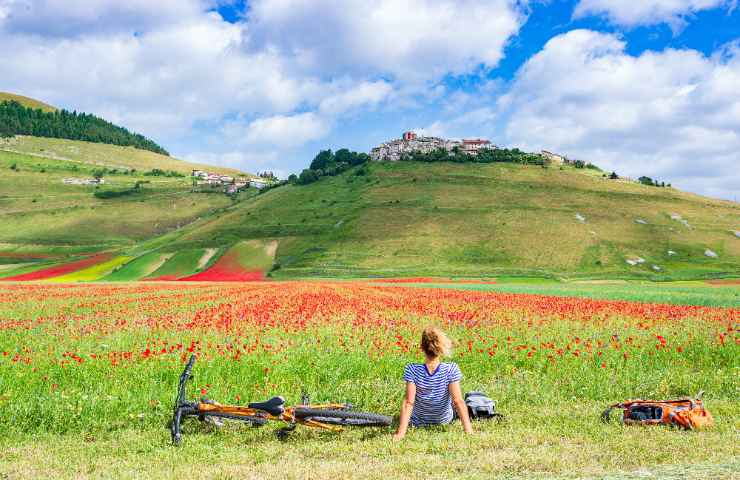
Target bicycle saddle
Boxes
[248,396,285,416]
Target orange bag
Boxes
[602,392,713,430]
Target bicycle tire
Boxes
[293,408,392,427]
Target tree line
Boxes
[289,148,370,185]
[0,100,169,155]
[399,146,546,165]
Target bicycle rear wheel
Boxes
[294,408,392,427]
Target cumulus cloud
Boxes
[318,80,393,116]
[0,8,322,138]
[241,112,331,148]
[245,0,527,83]
[0,0,526,172]
[573,0,737,30]
[499,29,740,200]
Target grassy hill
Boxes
[1,135,242,176]
[0,136,256,278]
[154,161,740,280]
[0,92,56,112]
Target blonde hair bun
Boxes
[421,327,452,358]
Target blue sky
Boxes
[1,0,739,200]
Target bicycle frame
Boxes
[171,355,351,445]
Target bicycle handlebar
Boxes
[176,354,197,406]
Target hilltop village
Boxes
[370,131,569,166]
[370,131,496,161]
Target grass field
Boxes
[102,252,174,281]
[0,281,737,479]
[143,249,213,280]
[377,280,740,307]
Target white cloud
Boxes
[0,10,323,138]
[573,0,736,29]
[246,0,527,83]
[499,29,740,200]
[0,0,527,173]
[242,112,331,148]
[318,80,393,116]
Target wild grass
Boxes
[0,282,736,479]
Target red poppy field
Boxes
[0,281,738,478]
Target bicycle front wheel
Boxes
[294,408,392,427]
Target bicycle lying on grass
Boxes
[171,355,393,445]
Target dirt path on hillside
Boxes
[263,240,278,259]
[197,248,218,269]
[142,253,174,278]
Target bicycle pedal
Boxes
[276,427,294,441]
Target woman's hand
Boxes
[394,382,416,442]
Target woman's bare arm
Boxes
[449,381,473,433]
[393,382,416,440]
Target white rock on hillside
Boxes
[734,230,740,238]
[635,219,648,225]
[670,213,691,228]
[575,213,586,223]
[652,265,661,271]
[667,250,677,256]
[704,249,718,258]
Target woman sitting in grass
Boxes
[393,327,473,440]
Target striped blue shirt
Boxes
[403,362,462,426]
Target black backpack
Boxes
[465,391,504,420]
